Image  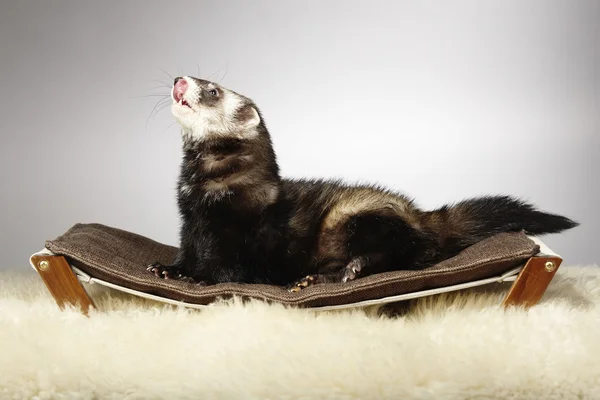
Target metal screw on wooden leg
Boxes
[39,260,50,271]
[545,261,556,272]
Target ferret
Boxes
[147,75,578,291]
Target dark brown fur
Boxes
[149,76,579,289]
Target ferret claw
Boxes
[146,262,208,286]
[147,262,182,280]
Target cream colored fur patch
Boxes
[1,266,600,399]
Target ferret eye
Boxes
[208,89,218,96]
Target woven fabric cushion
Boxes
[45,223,540,308]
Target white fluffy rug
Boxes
[1,266,600,400]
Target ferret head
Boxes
[171,76,262,141]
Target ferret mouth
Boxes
[176,99,193,109]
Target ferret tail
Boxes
[422,195,579,250]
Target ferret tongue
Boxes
[173,79,189,102]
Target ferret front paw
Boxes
[287,275,319,292]
[147,262,182,279]
[341,256,366,283]
[145,262,204,284]
[146,263,209,286]
[146,263,209,285]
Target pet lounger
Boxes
[29,223,563,315]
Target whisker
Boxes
[206,68,221,81]
[128,94,171,99]
[147,78,173,94]
[146,103,172,131]
[162,121,178,134]
[154,97,173,114]
[151,78,172,86]
[218,64,229,83]
[159,68,174,83]
[145,97,173,130]
[155,102,172,115]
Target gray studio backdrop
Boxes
[1,1,598,271]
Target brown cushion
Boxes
[45,223,539,308]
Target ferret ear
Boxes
[236,104,261,129]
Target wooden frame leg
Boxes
[501,256,562,309]
[30,254,95,316]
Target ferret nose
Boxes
[173,77,188,102]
